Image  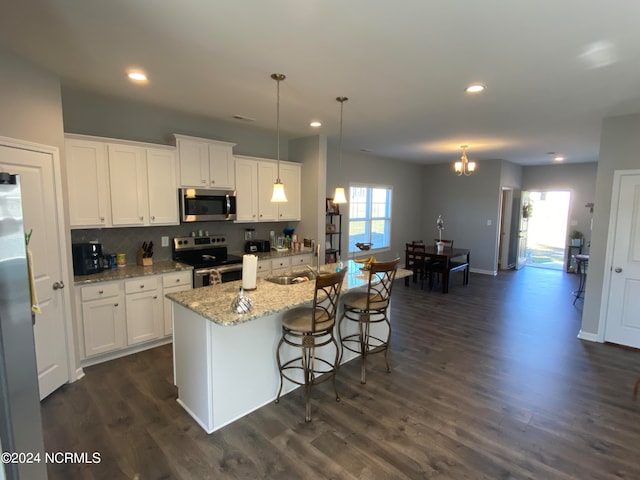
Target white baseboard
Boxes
[470,268,497,276]
[80,337,172,368]
[577,330,600,342]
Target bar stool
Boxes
[275,269,347,422]
[338,258,400,384]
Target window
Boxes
[348,184,392,253]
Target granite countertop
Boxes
[166,260,412,327]
[74,261,193,285]
[229,248,315,260]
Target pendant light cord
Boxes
[337,97,348,181]
[276,77,280,180]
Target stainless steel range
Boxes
[172,235,243,287]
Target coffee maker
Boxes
[72,242,104,275]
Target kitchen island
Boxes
[166,260,411,433]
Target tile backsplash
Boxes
[71,222,292,264]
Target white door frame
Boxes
[0,136,80,386]
[597,168,640,342]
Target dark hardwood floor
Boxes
[41,268,640,479]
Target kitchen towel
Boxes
[242,254,257,291]
[26,246,41,314]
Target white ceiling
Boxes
[3,0,640,166]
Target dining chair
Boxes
[428,238,469,290]
[338,258,400,384]
[405,242,427,288]
[275,269,347,422]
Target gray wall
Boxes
[62,87,284,159]
[522,163,597,252]
[0,49,65,151]
[582,113,640,338]
[327,147,425,263]
[290,135,326,260]
[421,160,503,274]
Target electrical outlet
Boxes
[245,231,252,241]
[487,219,492,226]
[161,236,169,247]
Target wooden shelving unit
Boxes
[325,213,342,264]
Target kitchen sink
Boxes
[265,271,314,285]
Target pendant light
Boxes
[270,73,287,203]
[332,96,349,204]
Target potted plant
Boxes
[569,230,584,247]
[436,215,445,252]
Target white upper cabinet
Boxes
[234,155,301,223]
[146,148,179,225]
[173,134,236,189]
[234,156,259,222]
[65,137,111,228]
[108,144,148,226]
[257,160,278,221]
[277,162,301,221]
[65,134,178,228]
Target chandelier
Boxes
[454,145,476,176]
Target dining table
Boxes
[405,244,470,293]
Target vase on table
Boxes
[436,241,444,253]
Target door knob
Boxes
[615,267,622,273]
[52,281,65,290]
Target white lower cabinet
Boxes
[256,259,271,278]
[124,277,163,345]
[80,282,125,357]
[77,270,192,363]
[291,254,313,269]
[271,257,291,273]
[162,271,193,335]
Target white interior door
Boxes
[516,191,530,270]
[0,142,71,399]
[604,172,640,348]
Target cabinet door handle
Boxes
[114,303,119,307]
[153,295,158,299]
[151,216,155,220]
[98,289,104,294]
[99,216,105,221]
[140,285,145,288]
[139,216,144,221]
[211,180,215,184]
[175,279,181,283]
[615,267,623,273]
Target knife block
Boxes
[136,249,153,266]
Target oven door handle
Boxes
[195,264,242,275]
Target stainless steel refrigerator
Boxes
[0,172,47,479]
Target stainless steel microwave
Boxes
[179,188,237,222]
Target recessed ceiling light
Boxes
[465,84,486,94]
[127,70,148,82]
[310,121,322,128]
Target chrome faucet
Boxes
[306,264,319,278]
